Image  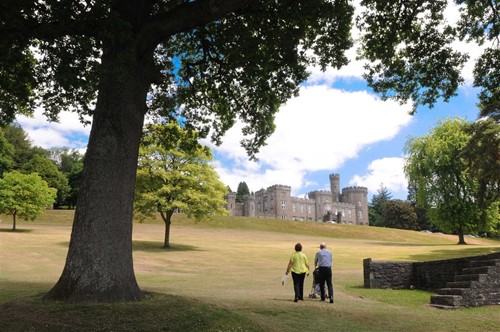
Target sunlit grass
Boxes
[1,211,499,331]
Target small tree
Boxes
[135,123,228,248]
[0,171,56,230]
[368,184,392,227]
[236,181,250,203]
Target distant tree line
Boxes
[0,124,84,209]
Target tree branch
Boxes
[137,0,253,54]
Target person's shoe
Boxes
[329,299,334,303]
[294,298,298,302]
[320,298,325,301]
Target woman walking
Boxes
[285,243,310,302]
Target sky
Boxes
[15,1,482,202]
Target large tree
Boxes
[1,1,497,302]
[0,171,56,230]
[404,118,489,244]
[383,199,418,231]
[134,122,227,248]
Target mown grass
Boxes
[0,211,499,331]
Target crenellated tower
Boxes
[329,173,341,203]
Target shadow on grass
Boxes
[54,241,202,252]
[133,241,202,252]
[0,291,261,332]
[364,241,457,247]
[408,247,500,261]
[0,228,33,233]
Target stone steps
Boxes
[430,294,462,307]
[468,259,500,268]
[431,257,500,308]
[454,273,485,282]
[437,288,468,296]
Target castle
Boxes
[226,174,369,225]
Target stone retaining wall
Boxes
[363,251,500,290]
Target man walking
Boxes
[314,242,334,303]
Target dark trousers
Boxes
[318,266,334,301]
[291,272,306,300]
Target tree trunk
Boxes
[457,226,467,245]
[161,210,174,249]
[12,213,16,231]
[44,42,150,302]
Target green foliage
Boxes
[461,118,500,233]
[22,155,70,207]
[1,124,47,169]
[0,128,14,176]
[135,122,228,247]
[404,117,499,243]
[383,199,418,230]
[357,0,499,113]
[0,171,56,230]
[369,184,392,226]
[236,181,250,203]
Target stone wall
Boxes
[364,252,500,290]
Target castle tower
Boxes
[243,194,255,217]
[329,173,341,203]
[225,192,237,216]
[341,187,369,225]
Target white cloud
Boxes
[211,84,413,195]
[16,109,91,149]
[349,157,408,199]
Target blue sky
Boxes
[15,1,482,202]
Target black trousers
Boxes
[291,272,306,300]
[318,266,334,301]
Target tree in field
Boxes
[383,199,418,231]
[22,155,70,208]
[134,123,227,248]
[404,118,492,244]
[368,184,392,227]
[0,171,56,230]
[236,182,250,203]
[1,1,498,302]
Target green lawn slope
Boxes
[1,211,499,331]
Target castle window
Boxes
[292,203,296,212]
[307,206,311,214]
[358,201,362,207]
[281,215,286,220]
[358,211,363,218]
[281,201,286,210]
[300,205,304,213]
[348,209,352,216]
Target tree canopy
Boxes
[1,0,498,303]
[368,184,392,227]
[404,117,499,244]
[135,122,227,248]
[236,181,250,203]
[0,171,56,230]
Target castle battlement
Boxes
[342,186,368,192]
[225,173,368,226]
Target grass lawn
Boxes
[1,210,499,331]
